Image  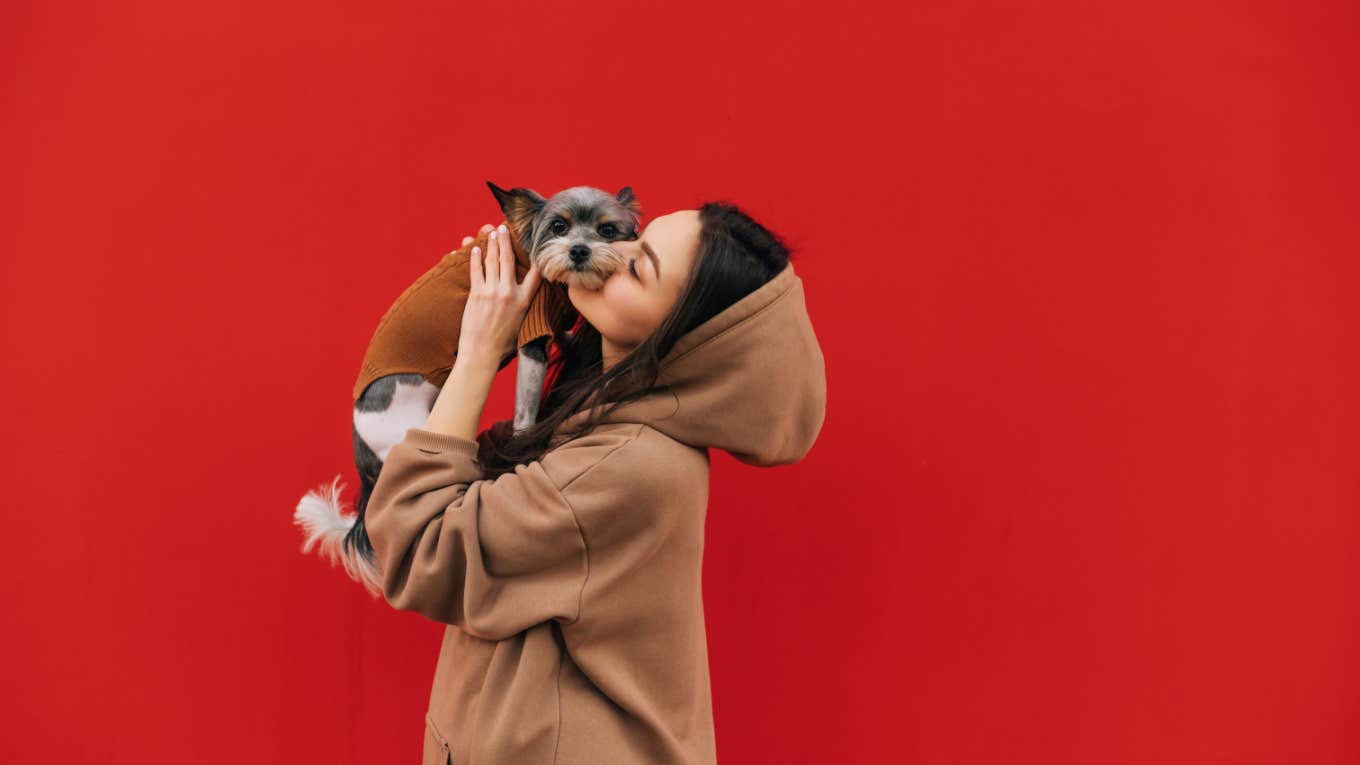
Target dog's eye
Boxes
[550,219,569,235]
[598,223,618,238]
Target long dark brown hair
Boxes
[475,200,794,478]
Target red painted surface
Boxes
[3,1,1355,762]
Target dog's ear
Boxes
[616,186,643,219]
[486,181,546,236]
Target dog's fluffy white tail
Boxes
[294,474,384,598]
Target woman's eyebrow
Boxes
[640,239,662,279]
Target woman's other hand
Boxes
[456,223,543,368]
[459,223,494,250]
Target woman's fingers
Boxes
[483,224,500,285]
[519,260,542,305]
[497,224,513,290]
[467,223,504,292]
[470,221,539,306]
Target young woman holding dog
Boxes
[364,201,827,764]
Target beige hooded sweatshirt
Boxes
[365,261,827,764]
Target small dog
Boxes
[294,182,643,595]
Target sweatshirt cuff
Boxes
[403,428,482,460]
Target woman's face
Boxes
[568,209,702,366]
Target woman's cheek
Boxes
[598,275,631,306]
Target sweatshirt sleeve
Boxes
[363,425,641,640]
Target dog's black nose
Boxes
[569,244,591,263]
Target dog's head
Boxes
[486,182,643,291]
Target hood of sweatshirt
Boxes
[552,262,827,466]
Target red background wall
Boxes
[3,1,1355,762]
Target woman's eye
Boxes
[599,224,617,238]
[629,259,639,279]
[551,219,568,235]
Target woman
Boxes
[365,201,827,764]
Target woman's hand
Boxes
[420,223,541,442]
[456,222,543,369]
